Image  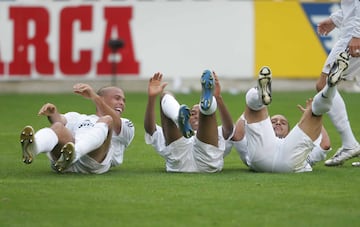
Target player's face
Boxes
[190,104,199,130]
[103,88,126,115]
[271,114,289,138]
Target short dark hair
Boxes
[97,86,118,96]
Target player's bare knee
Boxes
[50,122,66,133]
[51,123,73,145]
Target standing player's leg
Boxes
[321,52,360,166]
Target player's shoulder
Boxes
[121,118,134,128]
[64,111,81,118]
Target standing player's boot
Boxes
[352,160,360,167]
[54,142,75,172]
[178,104,194,138]
[324,144,360,166]
[328,51,349,87]
[20,125,36,164]
[200,69,215,111]
[257,66,272,105]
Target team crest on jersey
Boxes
[301,3,341,54]
[78,120,95,128]
[126,120,134,128]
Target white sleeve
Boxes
[118,118,135,147]
[63,112,81,132]
[224,139,249,166]
[224,140,233,157]
[329,9,343,28]
[109,118,134,167]
[233,138,249,166]
[222,125,248,166]
[219,125,235,142]
[353,2,360,38]
[144,124,167,156]
[222,124,235,157]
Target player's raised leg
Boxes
[178,104,194,138]
[200,69,215,111]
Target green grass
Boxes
[1,90,360,226]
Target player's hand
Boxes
[317,18,335,36]
[297,98,313,113]
[348,37,360,57]
[148,72,168,97]
[38,103,57,116]
[213,71,221,98]
[73,83,96,99]
[297,104,306,113]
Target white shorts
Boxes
[323,37,360,81]
[164,136,224,173]
[163,137,197,172]
[193,137,224,173]
[50,154,112,174]
[245,117,315,173]
[146,125,226,173]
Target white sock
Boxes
[34,128,59,155]
[161,94,180,126]
[312,84,335,116]
[200,96,217,115]
[74,122,109,161]
[327,91,359,149]
[321,83,336,99]
[246,87,265,111]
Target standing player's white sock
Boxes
[74,122,109,161]
[161,94,180,126]
[327,91,359,149]
[312,84,335,115]
[199,96,217,115]
[246,87,265,111]
[34,128,59,154]
[321,83,336,99]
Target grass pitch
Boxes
[1,89,360,226]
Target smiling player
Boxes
[20,84,134,174]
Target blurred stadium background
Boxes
[0,0,359,93]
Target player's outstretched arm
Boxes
[73,83,122,134]
[213,72,233,139]
[38,103,66,125]
[144,72,167,135]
